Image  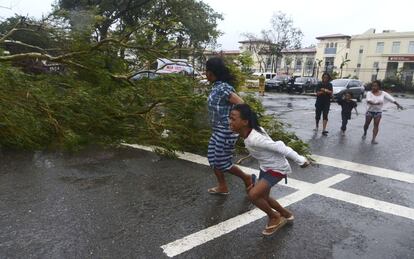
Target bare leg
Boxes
[212,168,228,193]
[263,187,293,218]
[363,115,373,138]
[322,119,328,131]
[371,117,381,144]
[248,180,281,227]
[228,165,253,188]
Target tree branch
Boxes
[2,40,47,53]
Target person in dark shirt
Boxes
[337,91,358,135]
[314,72,333,135]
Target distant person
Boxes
[288,76,295,94]
[259,74,265,96]
[206,57,254,195]
[314,72,333,135]
[362,80,403,144]
[229,104,310,235]
[337,91,358,136]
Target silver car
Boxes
[332,79,365,102]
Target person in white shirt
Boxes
[229,104,310,236]
[363,80,403,144]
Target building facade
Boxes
[348,29,414,86]
[238,40,317,76]
[315,29,414,85]
[314,34,351,78]
[238,39,277,73]
[280,47,317,77]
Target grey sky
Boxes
[2,0,413,50]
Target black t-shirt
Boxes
[338,99,357,115]
[315,82,333,104]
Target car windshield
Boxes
[331,79,348,87]
[295,77,308,83]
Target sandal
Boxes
[262,217,287,236]
[207,187,229,195]
[286,215,295,223]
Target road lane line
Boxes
[125,144,414,184]
[161,174,350,258]
[125,144,414,257]
[312,154,414,184]
[317,187,414,221]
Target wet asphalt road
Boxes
[0,92,413,259]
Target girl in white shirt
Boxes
[363,80,403,144]
[229,104,310,236]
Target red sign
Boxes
[388,56,414,61]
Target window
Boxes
[359,49,363,54]
[409,41,414,53]
[392,42,400,53]
[335,43,338,48]
[376,42,384,53]
[295,58,302,70]
[373,62,379,68]
[326,43,329,48]
[345,53,348,59]
[357,64,361,68]
[330,42,334,48]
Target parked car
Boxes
[130,70,160,80]
[130,58,199,81]
[290,77,319,93]
[331,79,365,102]
[284,76,299,93]
[265,75,290,91]
[253,72,277,81]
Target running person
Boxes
[315,72,333,135]
[337,91,358,135]
[363,80,403,144]
[206,57,253,195]
[229,104,310,235]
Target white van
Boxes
[253,72,276,81]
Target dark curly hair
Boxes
[206,57,235,85]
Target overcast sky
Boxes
[1,0,413,50]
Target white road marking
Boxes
[317,187,414,221]
[312,154,414,184]
[124,144,414,183]
[161,174,350,258]
[124,144,414,257]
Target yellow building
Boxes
[280,47,316,77]
[314,34,351,78]
[315,29,414,86]
[348,29,414,85]
[238,39,277,73]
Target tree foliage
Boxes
[55,0,223,67]
[0,4,310,158]
[238,51,254,73]
[243,11,303,73]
